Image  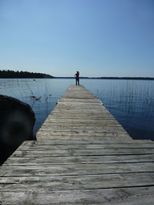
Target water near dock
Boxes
[0,85,154,204]
[0,78,154,140]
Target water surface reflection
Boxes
[0,78,154,140]
[83,79,154,140]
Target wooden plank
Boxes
[0,173,154,191]
[4,154,154,165]
[10,148,154,158]
[0,162,154,177]
[0,187,154,205]
[15,141,154,149]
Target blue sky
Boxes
[0,0,154,77]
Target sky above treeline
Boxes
[0,0,154,77]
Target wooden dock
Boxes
[0,85,154,204]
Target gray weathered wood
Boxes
[0,85,154,204]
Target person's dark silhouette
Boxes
[75,71,80,85]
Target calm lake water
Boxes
[0,78,154,140]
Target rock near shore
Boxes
[0,95,35,164]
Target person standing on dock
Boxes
[75,71,80,85]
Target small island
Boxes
[0,70,53,78]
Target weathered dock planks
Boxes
[0,85,154,204]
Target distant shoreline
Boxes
[0,70,154,80]
[0,70,53,78]
[1,77,154,80]
[55,77,154,80]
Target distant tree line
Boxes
[0,70,53,78]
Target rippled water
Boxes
[0,79,71,133]
[84,79,154,140]
[0,78,154,140]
